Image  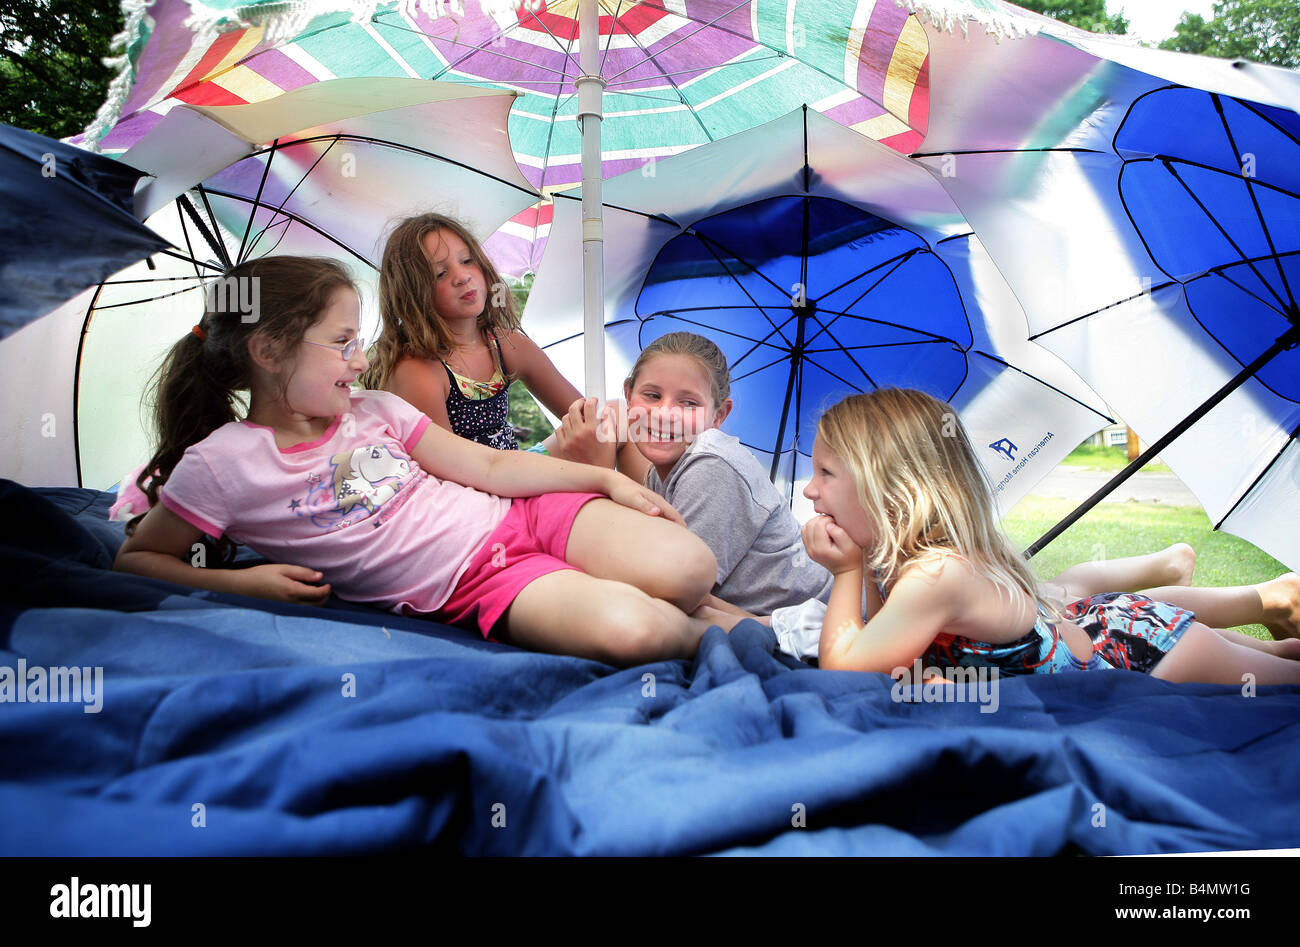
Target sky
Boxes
[1107,0,1218,43]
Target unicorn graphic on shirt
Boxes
[328,445,411,523]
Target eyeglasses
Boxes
[303,336,366,360]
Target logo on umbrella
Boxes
[988,437,1018,460]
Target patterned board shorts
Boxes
[1062,592,1197,674]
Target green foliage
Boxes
[1,0,126,139]
[507,381,554,450]
[1014,0,1128,34]
[1160,0,1300,67]
[506,273,555,449]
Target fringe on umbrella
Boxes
[182,0,467,44]
[80,0,156,151]
[892,0,1040,41]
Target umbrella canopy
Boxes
[0,79,536,489]
[85,0,938,275]
[917,19,1300,569]
[0,124,170,340]
[524,106,1112,513]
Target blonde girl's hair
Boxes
[623,331,731,410]
[362,213,522,390]
[817,388,1048,613]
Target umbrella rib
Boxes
[694,228,799,301]
[240,134,539,198]
[805,338,954,353]
[690,233,796,346]
[1205,266,1292,320]
[605,9,717,147]
[807,307,966,349]
[600,0,758,86]
[801,250,920,349]
[197,188,377,269]
[1139,155,1300,205]
[603,56,786,89]
[1028,278,1179,340]
[536,16,582,193]
[93,282,218,311]
[642,310,793,351]
[1213,414,1300,531]
[910,147,1106,158]
[1211,93,1298,314]
[598,0,627,77]
[237,139,279,263]
[970,350,1115,423]
[1163,160,1290,313]
[406,9,583,83]
[727,318,797,374]
[241,139,339,261]
[99,272,215,285]
[729,350,799,383]
[245,214,296,260]
[800,351,873,394]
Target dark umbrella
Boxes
[0,124,170,340]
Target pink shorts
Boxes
[437,491,603,638]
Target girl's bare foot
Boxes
[1271,637,1300,660]
[1262,572,1300,641]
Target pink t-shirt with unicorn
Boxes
[161,389,511,615]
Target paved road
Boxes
[1026,466,1202,507]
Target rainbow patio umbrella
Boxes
[84,0,941,397]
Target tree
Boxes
[1160,0,1300,68]
[1014,0,1129,35]
[1,0,126,140]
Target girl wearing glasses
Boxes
[115,257,741,666]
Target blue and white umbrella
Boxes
[525,106,1112,516]
[921,20,1300,569]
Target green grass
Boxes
[1002,496,1287,638]
[1060,443,1171,474]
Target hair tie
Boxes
[191,324,206,341]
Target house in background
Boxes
[1083,418,1155,462]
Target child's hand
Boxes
[237,563,333,605]
[554,396,621,468]
[802,515,863,575]
[606,474,686,526]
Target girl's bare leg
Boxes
[1212,628,1300,659]
[1048,543,1195,600]
[565,498,716,612]
[692,602,752,631]
[1139,573,1300,640]
[1151,621,1300,686]
[501,570,712,666]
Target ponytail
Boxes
[125,256,355,562]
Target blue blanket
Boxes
[1,480,1297,855]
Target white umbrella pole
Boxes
[575,0,606,399]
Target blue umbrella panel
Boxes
[626,194,978,484]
